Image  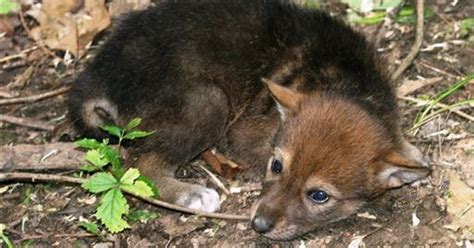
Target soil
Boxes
[0,0,473,247]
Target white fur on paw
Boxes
[176,186,220,213]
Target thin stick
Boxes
[197,164,231,195]
[400,96,474,122]
[18,8,58,59]
[0,172,249,221]
[17,232,96,242]
[230,183,263,194]
[0,86,70,106]
[0,114,55,131]
[0,46,39,63]
[390,0,424,82]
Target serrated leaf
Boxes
[100,146,121,170]
[137,175,160,198]
[86,149,109,167]
[96,188,130,233]
[75,138,102,149]
[125,118,142,130]
[79,221,100,235]
[120,168,140,185]
[101,125,123,138]
[82,172,118,193]
[121,181,154,198]
[123,131,154,140]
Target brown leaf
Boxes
[397,77,443,97]
[109,0,151,17]
[447,173,474,232]
[36,0,111,56]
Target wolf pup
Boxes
[69,0,430,240]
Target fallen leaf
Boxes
[357,212,377,220]
[36,0,111,56]
[108,0,151,17]
[397,77,443,97]
[159,215,204,237]
[348,235,366,248]
[447,173,474,232]
[412,212,420,227]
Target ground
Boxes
[0,0,473,247]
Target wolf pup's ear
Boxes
[262,78,303,119]
[378,140,431,188]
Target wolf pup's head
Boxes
[250,79,430,240]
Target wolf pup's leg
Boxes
[130,85,229,212]
[133,153,221,212]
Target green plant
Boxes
[353,6,434,25]
[0,223,14,248]
[413,74,474,128]
[76,118,157,233]
[0,0,18,15]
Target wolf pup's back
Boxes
[69,0,430,240]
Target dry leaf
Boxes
[108,0,151,17]
[412,212,420,227]
[397,77,443,97]
[348,235,366,248]
[36,0,111,56]
[357,212,377,220]
[447,173,474,232]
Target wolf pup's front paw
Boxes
[175,185,220,212]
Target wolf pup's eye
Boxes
[271,159,283,174]
[308,190,329,203]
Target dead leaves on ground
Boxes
[447,173,474,233]
[15,0,151,57]
[34,0,111,57]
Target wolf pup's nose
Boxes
[251,215,275,234]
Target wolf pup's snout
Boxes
[251,215,275,234]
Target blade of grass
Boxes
[413,74,474,126]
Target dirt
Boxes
[1,0,473,247]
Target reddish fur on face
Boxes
[251,92,428,240]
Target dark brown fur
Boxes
[68,0,430,240]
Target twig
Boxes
[230,183,263,194]
[17,232,96,242]
[0,86,70,106]
[0,46,39,64]
[390,0,424,82]
[18,8,58,59]
[0,172,249,221]
[0,114,55,131]
[400,96,474,121]
[197,164,231,195]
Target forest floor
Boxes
[0,0,473,247]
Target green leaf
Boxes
[75,138,102,149]
[85,149,109,168]
[460,18,474,37]
[123,131,155,140]
[125,118,142,130]
[119,168,140,185]
[120,180,154,198]
[126,210,159,222]
[82,172,118,193]
[96,188,130,233]
[100,125,123,138]
[100,146,121,170]
[0,0,18,15]
[137,175,160,198]
[81,164,100,172]
[79,221,100,235]
[0,223,14,248]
